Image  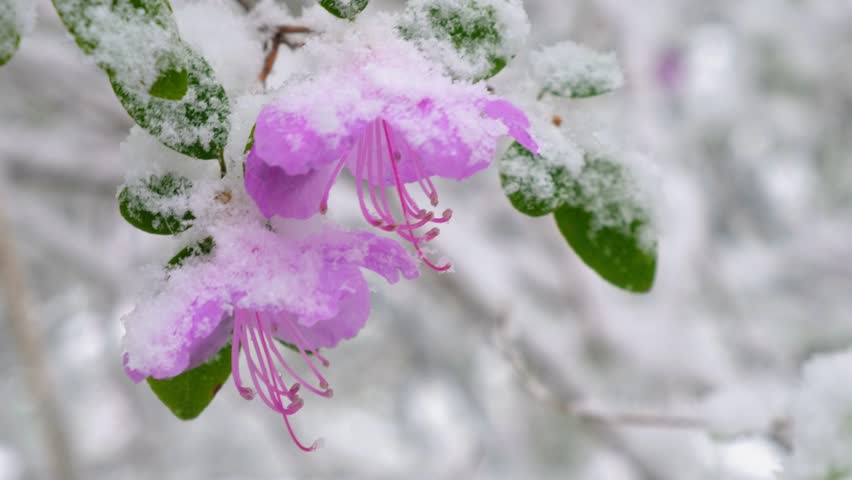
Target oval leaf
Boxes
[119,174,195,235]
[499,141,580,217]
[553,158,657,293]
[51,0,230,159]
[319,0,368,20]
[111,44,230,160]
[167,236,215,268]
[147,344,231,420]
[398,0,526,81]
[0,0,21,66]
[531,41,624,99]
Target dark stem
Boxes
[218,151,227,178]
[258,25,312,88]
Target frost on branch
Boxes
[786,348,852,480]
[0,0,34,65]
[531,41,624,99]
[397,0,529,81]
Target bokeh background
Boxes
[2,0,852,478]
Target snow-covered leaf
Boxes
[499,141,577,217]
[531,41,624,99]
[51,0,230,159]
[118,174,195,235]
[167,236,215,268]
[111,44,230,159]
[398,0,529,81]
[553,158,656,293]
[0,0,33,65]
[319,0,369,20]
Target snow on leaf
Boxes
[319,0,369,20]
[531,41,624,99]
[118,173,195,235]
[398,0,529,81]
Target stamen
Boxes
[380,119,451,271]
[256,315,331,398]
[278,316,333,394]
[283,414,321,453]
[354,133,385,227]
[318,153,349,214]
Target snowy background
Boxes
[3,0,852,478]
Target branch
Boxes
[258,25,312,88]
[0,191,78,480]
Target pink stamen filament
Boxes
[231,309,334,452]
[346,118,454,271]
[260,313,333,397]
[319,153,350,214]
[380,119,451,271]
[354,134,386,227]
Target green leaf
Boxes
[531,41,624,99]
[110,46,230,160]
[499,141,577,217]
[398,0,520,81]
[0,2,21,67]
[52,0,178,55]
[51,0,230,159]
[111,44,231,160]
[148,66,188,100]
[243,124,256,154]
[168,236,215,268]
[319,0,368,20]
[553,158,657,293]
[147,344,232,420]
[118,174,194,235]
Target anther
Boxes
[238,387,256,400]
[429,191,439,206]
[424,228,440,241]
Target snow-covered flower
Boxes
[122,219,418,450]
[245,35,538,270]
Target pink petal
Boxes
[245,149,335,220]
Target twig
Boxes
[0,190,77,480]
[233,0,255,11]
[493,322,708,431]
[258,25,312,88]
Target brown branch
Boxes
[0,192,77,480]
[258,25,312,88]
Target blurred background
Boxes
[2,0,852,478]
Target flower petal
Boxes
[123,296,231,381]
[273,268,370,349]
[482,99,540,154]
[253,106,352,175]
[245,149,334,219]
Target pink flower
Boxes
[122,220,418,450]
[245,44,538,270]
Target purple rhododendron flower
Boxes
[122,219,418,450]
[245,40,538,270]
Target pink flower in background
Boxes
[245,45,538,271]
[122,221,418,450]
